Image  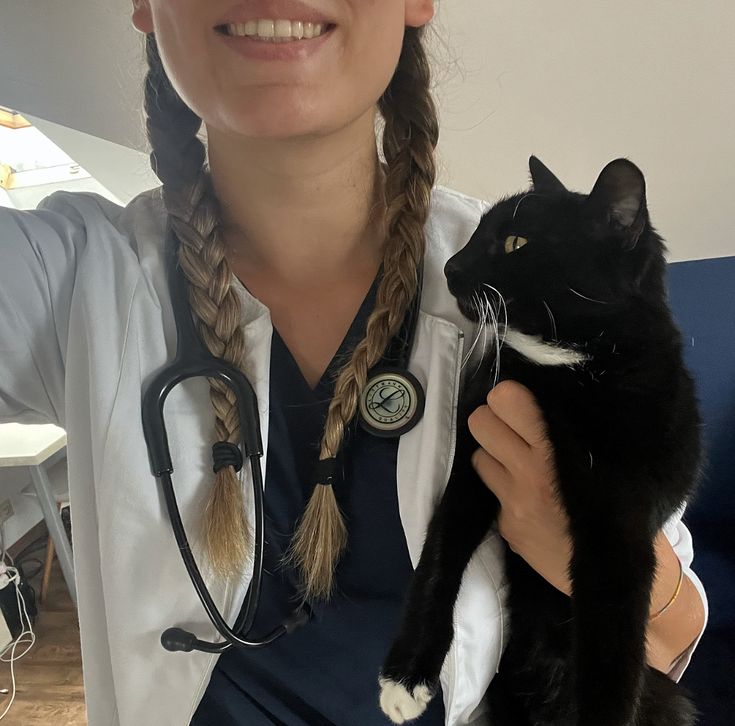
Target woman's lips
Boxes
[215,22,337,62]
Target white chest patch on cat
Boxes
[503,327,590,367]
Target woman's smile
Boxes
[215,20,338,61]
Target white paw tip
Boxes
[378,676,433,724]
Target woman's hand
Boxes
[467,380,707,674]
[467,379,574,596]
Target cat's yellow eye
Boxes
[504,235,529,254]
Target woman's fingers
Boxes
[470,445,510,499]
[486,380,551,452]
[467,399,530,475]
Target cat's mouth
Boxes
[455,289,513,324]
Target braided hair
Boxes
[142,25,438,600]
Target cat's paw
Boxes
[379,676,434,724]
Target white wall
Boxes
[0,1,148,150]
[1,1,732,260]
[430,1,735,262]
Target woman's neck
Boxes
[206,109,387,287]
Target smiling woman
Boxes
[130,0,454,723]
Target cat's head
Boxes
[444,157,667,340]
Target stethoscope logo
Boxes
[367,381,410,420]
[358,370,424,437]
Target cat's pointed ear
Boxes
[529,156,567,194]
[585,159,648,251]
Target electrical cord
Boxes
[0,563,36,720]
[0,507,71,717]
[0,524,37,720]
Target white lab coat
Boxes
[0,184,707,726]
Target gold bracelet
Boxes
[650,557,684,621]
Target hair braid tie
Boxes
[212,441,244,474]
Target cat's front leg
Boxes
[568,512,657,726]
[379,424,499,724]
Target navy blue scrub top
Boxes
[191,271,445,725]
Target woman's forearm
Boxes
[645,531,706,675]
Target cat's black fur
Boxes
[379,158,702,725]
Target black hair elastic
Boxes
[312,457,338,487]
[212,441,244,474]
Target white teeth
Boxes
[257,19,274,37]
[225,19,327,41]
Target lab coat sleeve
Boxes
[660,504,709,682]
[0,193,88,426]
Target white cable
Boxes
[0,564,37,719]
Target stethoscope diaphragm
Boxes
[357,367,425,438]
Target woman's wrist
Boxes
[648,530,683,617]
[645,532,706,675]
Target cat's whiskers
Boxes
[481,284,511,389]
[484,293,502,388]
[512,192,537,220]
[482,283,508,345]
[472,293,491,380]
[542,300,558,341]
[459,285,509,389]
[460,291,485,370]
[567,286,608,304]
[479,287,505,388]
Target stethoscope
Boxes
[141,219,425,654]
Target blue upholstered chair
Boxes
[667,256,735,726]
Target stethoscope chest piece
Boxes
[358,367,425,438]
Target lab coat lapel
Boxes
[395,310,507,726]
[396,312,464,566]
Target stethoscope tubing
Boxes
[143,221,308,652]
[158,463,302,652]
[144,220,419,653]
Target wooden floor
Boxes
[0,551,86,725]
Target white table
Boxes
[0,423,75,604]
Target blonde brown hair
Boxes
[143,24,438,600]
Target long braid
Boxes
[286,26,439,601]
[144,33,250,578]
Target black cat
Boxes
[378,157,702,725]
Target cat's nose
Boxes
[444,258,467,295]
[444,258,461,284]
